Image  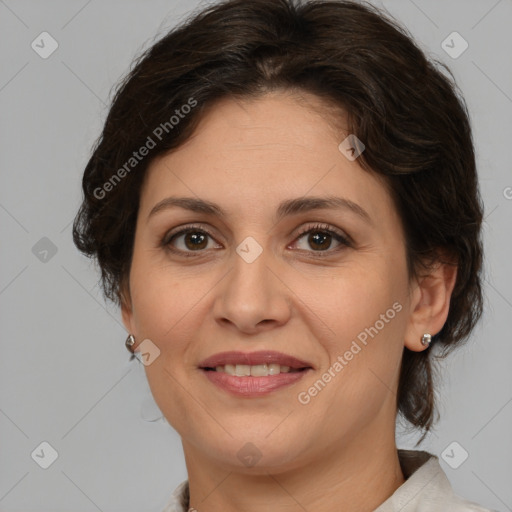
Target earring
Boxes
[126,334,136,353]
[421,333,432,347]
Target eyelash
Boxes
[161,223,352,258]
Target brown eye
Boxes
[292,223,351,255]
[182,231,208,250]
[307,231,333,251]
[164,228,220,253]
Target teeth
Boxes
[235,364,251,376]
[251,364,269,377]
[216,364,295,376]
[268,363,280,375]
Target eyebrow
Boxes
[147,195,373,225]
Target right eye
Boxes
[162,226,222,255]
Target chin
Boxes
[199,431,312,474]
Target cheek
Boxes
[128,256,227,377]
[312,258,405,342]
[304,257,407,396]
[129,251,201,335]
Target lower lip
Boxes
[201,369,310,397]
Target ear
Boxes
[120,276,135,334]
[404,254,458,352]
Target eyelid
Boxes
[293,222,352,244]
[162,223,218,243]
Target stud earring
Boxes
[421,333,432,347]
[126,334,136,353]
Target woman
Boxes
[73,0,491,510]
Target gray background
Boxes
[1,0,511,510]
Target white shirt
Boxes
[162,450,493,511]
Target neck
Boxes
[182,425,404,512]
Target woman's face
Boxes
[122,91,419,472]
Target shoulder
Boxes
[374,450,495,512]
[448,496,496,512]
[423,488,495,511]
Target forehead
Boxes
[139,92,395,225]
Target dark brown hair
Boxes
[73,0,484,433]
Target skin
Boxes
[122,90,457,512]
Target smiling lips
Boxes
[199,350,313,372]
[199,350,313,396]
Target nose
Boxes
[212,246,292,334]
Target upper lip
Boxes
[199,351,313,370]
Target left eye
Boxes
[292,226,350,252]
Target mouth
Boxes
[198,351,313,396]
[201,364,309,376]
[198,350,313,375]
